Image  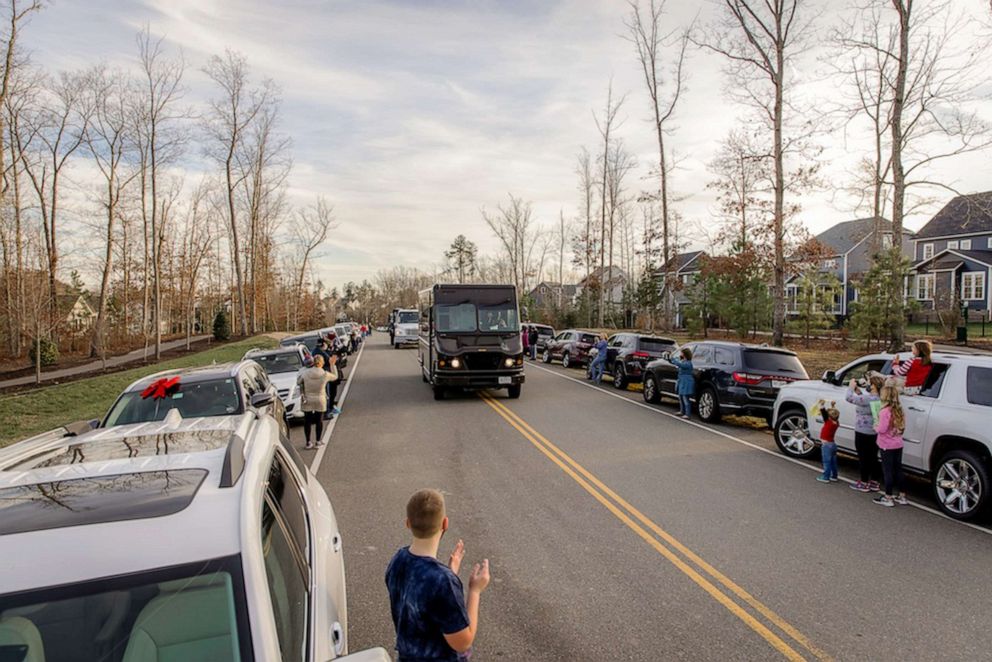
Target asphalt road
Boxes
[289,335,992,661]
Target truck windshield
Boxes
[397,312,418,324]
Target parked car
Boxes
[773,350,992,521]
[542,329,599,369]
[642,340,808,423]
[244,344,311,420]
[280,327,334,352]
[522,323,555,352]
[0,412,391,661]
[101,360,289,438]
[595,333,677,390]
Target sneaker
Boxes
[816,476,831,483]
[315,439,326,447]
[873,495,895,507]
[304,442,314,450]
[867,481,881,492]
[332,406,342,415]
[894,495,909,505]
[829,477,839,482]
[850,481,871,492]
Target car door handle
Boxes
[907,405,926,412]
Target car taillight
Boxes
[631,351,651,359]
[732,372,766,385]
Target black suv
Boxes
[641,341,808,422]
[595,333,677,390]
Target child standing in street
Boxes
[846,374,885,492]
[815,400,840,483]
[386,489,490,662]
[874,386,908,507]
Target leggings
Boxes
[303,411,323,442]
[854,432,881,483]
[880,447,905,496]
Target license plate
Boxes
[771,380,787,388]
[498,376,512,385]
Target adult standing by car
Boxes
[528,326,539,361]
[314,337,340,421]
[589,335,608,384]
[522,325,530,359]
[846,374,884,493]
[298,354,337,449]
[667,347,696,419]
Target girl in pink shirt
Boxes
[873,385,908,507]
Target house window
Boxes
[785,284,798,313]
[881,233,893,249]
[823,259,838,269]
[948,240,959,250]
[922,243,934,260]
[988,238,992,249]
[961,272,986,301]
[681,273,695,286]
[917,274,935,300]
[960,239,972,250]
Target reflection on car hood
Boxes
[267,372,299,390]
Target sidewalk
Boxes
[0,335,212,389]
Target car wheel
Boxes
[643,374,661,404]
[433,385,445,401]
[773,409,817,459]
[697,386,721,423]
[562,352,571,369]
[508,384,521,399]
[543,349,551,364]
[613,365,627,390]
[422,371,428,383]
[933,449,989,521]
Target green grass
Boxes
[904,321,989,339]
[0,335,277,447]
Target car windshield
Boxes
[252,352,302,374]
[743,350,808,376]
[281,334,318,349]
[104,378,242,426]
[397,312,418,324]
[0,557,251,662]
[639,338,675,352]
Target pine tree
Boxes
[213,309,231,341]
[444,235,478,283]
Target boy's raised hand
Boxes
[469,559,490,593]
[448,539,465,575]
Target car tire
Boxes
[562,352,571,369]
[508,384,521,399]
[932,449,989,521]
[773,408,817,459]
[433,385,445,401]
[643,374,661,404]
[613,365,627,390]
[543,349,551,364]
[697,386,721,423]
[422,371,428,383]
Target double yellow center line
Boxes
[478,391,829,662]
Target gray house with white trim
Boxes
[657,250,706,328]
[911,192,992,315]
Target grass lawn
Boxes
[0,335,277,448]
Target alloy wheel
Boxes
[562,352,570,369]
[936,458,983,516]
[776,413,814,456]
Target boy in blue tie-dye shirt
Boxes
[386,489,491,661]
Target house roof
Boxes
[915,192,992,240]
[814,217,891,255]
[578,266,627,286]
[659,250,705,274]
[913,248,992,271]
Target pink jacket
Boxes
[874,406,904,450]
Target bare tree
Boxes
[592,82,625,326]
[695,0,817,346]
[625,0,689,329]
[177,179,214,349]
[292,196,334,327]
[572,147,597,325]
[482,194,540,294]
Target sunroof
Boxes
[0,469,208,535]
[5,430,234,472]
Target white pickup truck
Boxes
[772,350,992,521]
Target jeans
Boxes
[529,344,537,360]
[590,358,606,383]
[303,411,323,443]
[678,394,692,417]
[880,447,905,496]
[820,441,838,479]
[854,431,880,483]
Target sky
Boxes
[23,0,992,289]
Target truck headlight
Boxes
[451,358,461,369]
[504,357,515,368]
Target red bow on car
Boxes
[141,376,181,400]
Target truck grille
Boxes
[464,352,503,370]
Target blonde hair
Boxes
[407,489,445,539]
[313,354,324,368]
[868,373,886,392]
[879,385,905,433]
[825,406,840,421]
[913,339,932,366]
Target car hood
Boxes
[267,372,299,390]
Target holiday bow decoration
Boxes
[141,376,181,400]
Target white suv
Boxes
[773,351,992,521]
[245,344,312,420]
[0,411,389,661]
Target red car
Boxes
[542,329,598,369]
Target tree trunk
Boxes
[887,0,910,351]
[90,175,116,358]
[771,40,786,347]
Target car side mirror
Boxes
[250,392,274,408]
[822,370,837,384]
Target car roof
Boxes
[0,413,274,594]
[858,350,992,366]
[245,344,306,356]
[121,361,251,393]
[694,340,799,355]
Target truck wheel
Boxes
[773,408,816,458]
[697,386,721,423]
[433,385,445,401]
[933,449,989,521]
[562,352,571,369]
[613,365,627,390]
[507,384,521,399]
[643,374,661,404]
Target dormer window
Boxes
[922,243,934,260]
[960,239,972,250]
[948,240,959,249]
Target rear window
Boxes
[104,378,242,426]
[578,333,597,344]
[743,350,807,377]
[639,338,675,352]
[966,367,992,406]
[252,352,303,374]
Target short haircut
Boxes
[407,489,445,538]
[681,347,693,360]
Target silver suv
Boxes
[773,351,992,521]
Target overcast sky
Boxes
[25,0,992,288]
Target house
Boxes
[573,266,628,309]
[526,281,578,310]
[57,294,96,333]
[910,191,992,315]
[657,250,706,328]
[784,217,914,318]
